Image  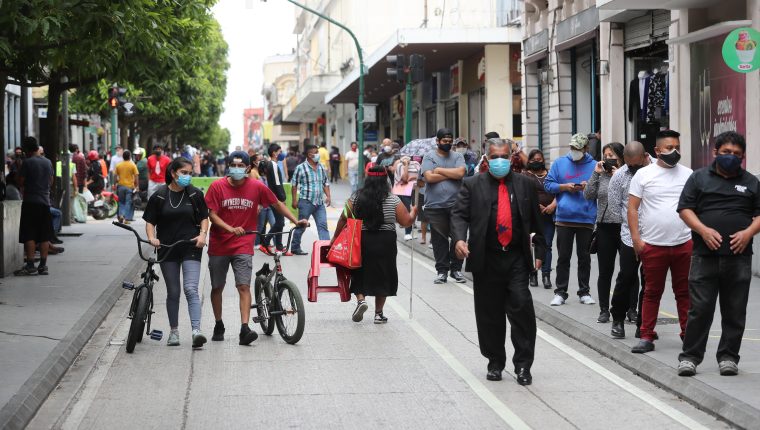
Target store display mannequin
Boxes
[629,71,651,122]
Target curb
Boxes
[0,251,144,430]
[396,235,760,430]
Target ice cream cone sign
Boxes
[723,27,760,73]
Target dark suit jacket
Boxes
[265,160,286,202]
[451,172,547,274]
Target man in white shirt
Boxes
[345,142,359,193]
[628,130,693,354]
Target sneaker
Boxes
[292,249,308,256]
[352,300,369,322]
[167,330,180,346]
[434,273,447,284]
[677,360,697,377]
[14,265,38,276]
[597,310,610,323]
[239,326,258,345]
[579,295,596,305]
[37,265,49,275]
[50,237,63,245]
[550,295,565,306]
[192,329,207,348]
[631,340,655,354]
[374,312,388,324]
[404,234,413,241]
[212,321,225,341]
[427,243,433,249]
[718,360,738,376]
[450,271,466,283]
[626,309,637,323]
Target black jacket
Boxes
[450,172,546,273]
[265,160,286,202]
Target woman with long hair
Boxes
[522,149,556,289]
[584,142,625,323]
[143,157,210,348]
[332,165,417,324]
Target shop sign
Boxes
[691,35,746,169]
[450,64,460,97]
[363,130,378,142]
[722,27,760,73]
[524,30,548,58]
[556,7,599,46]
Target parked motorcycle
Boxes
[89,191,119,220]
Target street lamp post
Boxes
[285,0,365,184]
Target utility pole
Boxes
[61,76,71,227]
[109,85,119,156]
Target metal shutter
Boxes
[624,10,670,51]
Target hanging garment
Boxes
[647,73,667,123]
[628,76,650,122]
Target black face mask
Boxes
[527,161,545,171]
[154,151,162,157]
[658,149,681,167]
[438,143,452,152]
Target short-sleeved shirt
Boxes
[345,150,359,171]
[205,177,278,256]
[351,194,401,231]
[628,163,692,246]
[136,158,149,182]
[19,155,53,205]
[115,160,139,188]
[291,162,329,205]
[72,152,87,184]
[146,154,171,183]
[420,150,465,209]
[318,147,330,168]
[143,186,209,262]
[678,163,760,256]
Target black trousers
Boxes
[595,223,621,310]
[473,251,536,372]
[610,243,644,322]
[554,225,593,299]
[680,255,752,365]
[425,207,463,274]
[262,210,285,250]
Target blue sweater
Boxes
[544,153,598,224]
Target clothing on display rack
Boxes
[628,71,650,122]
[646,70,668,124]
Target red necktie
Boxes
[497,179,512,247]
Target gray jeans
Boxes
[160,259,202,330]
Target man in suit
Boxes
[451,138,546,386]
[259,143,290,255]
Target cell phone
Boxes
[573,183,583,188]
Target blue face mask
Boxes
[177,174,192,188]
[488,158,511,178]
[715,154,743,174]
[227,167,247,180]
[311,154,321,163]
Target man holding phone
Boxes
[544,134,598,306]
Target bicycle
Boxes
[113,220,195,353]
[247,227,306,345]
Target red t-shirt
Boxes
[146,155,171,183]
[205,177,278,256]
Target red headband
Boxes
[367,170,387,177]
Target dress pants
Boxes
[554,225,593,300]
[473,250,536,372]
[639,241,692,341]
[541,215,555,274]
[425,207,463,274]
[680,255,752,365]
[610,243,644,322]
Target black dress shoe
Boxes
[292,249,308,256]
[634,327,658,340]
[486,369,502,381]
[631,340,655,354]
[611,321,625,338]
[515,368,532,386]
[529,271,538,287]
[542,273,552,289]
[597,309,610,323]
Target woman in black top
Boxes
[522,150,557,289]
[143,157,210,348]
[329,146,341,183]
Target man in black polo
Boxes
[676,131,760,377]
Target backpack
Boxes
[154,184,204,227]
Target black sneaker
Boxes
[434,273,447,284]
[37,266,49,275]
[14,265,37,276]
[626,309,637,323]
[239,326,258,345]
[352,300,368,322]
[50,237,63,245]
[292,249,308,256]
[374,312,388,324]
[597,310,610,323]
[212,321,225,341]
[450,271,466,283]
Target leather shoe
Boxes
[515,368,532,386]
[292,249,308,256]
[631,340,655,354]
[542,273,553,289]
[611,321,625,338]
[529,271,538,287]
[486,369,502,381]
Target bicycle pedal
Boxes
[122,282,135,290]
[150,330,163,341]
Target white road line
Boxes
[386,299,532,430]
[399,246,709,430]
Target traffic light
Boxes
[386,54,406,83]
[108,87,119,108]
[409,54,425,83]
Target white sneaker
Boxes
[550,295,565,306]
[167,330,180,346]
[427,243,433,249]
[404,234,413,241]
[579,295,596,305]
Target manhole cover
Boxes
[656,317,679,325]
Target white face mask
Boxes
[570,149,584,161]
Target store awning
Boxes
[597,0,720,8]
[523,29,549,64]
[667,20,752,45]
[324,27,521,105]
[283,73,342,123]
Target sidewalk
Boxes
[0,219,143,430]
[395,226,760,429]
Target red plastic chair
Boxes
[307,240,352,302]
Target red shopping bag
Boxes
[327,205,362,269]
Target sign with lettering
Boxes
[722,27,760,73]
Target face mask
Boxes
[177,174,192,188]
[227,167,247,180]
[658,149,681,167]
[382,146,392,153]
[604,158,618,167]
[570,149,584,161]
[715,154,743,174]
[527,161,544,171]
[154,151,162,157]
[311,154,321,163]
[488,158,511,178]
[438,143,452,153]
[455,148,467,154]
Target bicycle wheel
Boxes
[274,280,305,344]
[126,288,149,353]
[254,276,275,335]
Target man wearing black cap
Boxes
[421,128,467,284]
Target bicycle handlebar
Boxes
[112,221,196,263]
[243,225,308,252]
